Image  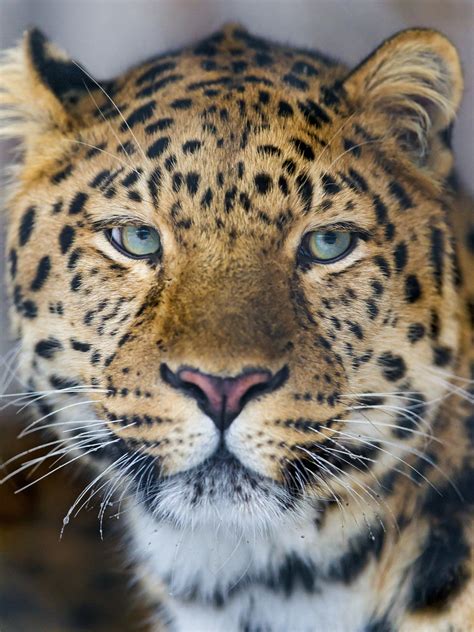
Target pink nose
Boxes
[160,364,288,431]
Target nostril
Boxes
[160,363,213,406]
[160,363,289,431]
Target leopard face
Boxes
[1,25,464,531]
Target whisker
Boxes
[12,438,120,494]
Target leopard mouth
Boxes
[129,442,294,527]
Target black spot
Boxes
[430,227,444,293]
[327,524,385,583]
[30,256,51,291]
[254,53,273,67]
[182,140,202,155]
[264,553,317,596]
[388,181,413,210]
[9,249,17,279]
[377,352,406,381]
[297,100,331,128]
[128,190,142,202]
[19,207,36,246]
[283,73,308,90]
[71,339,91,352]
[348,322,363,340]
[171,98,193,110]
[278,176,289,196]
[283,159,296,175]
[292,60,318,77]
[59,225,75,254]
[405,275,422,303]
[135,61,176,86]
[71,273,82,292]
[232,60,247,73]
[118,140,136,156]
[69,192,88,215]
[393,242,407,273]
[172,173,183,193]
[257,144,281,157]
[408,519,470,612]
[407,323,425,343]
[430,310,440,339]
[278,101,293,117]
[295,174,313,214]
[343,138,361,157]
[321,173,340,195]
[291,138,315,161]
[67,248,82,270]
[392,393,426,438]
[85,143,106,159]
[433,346,453,367]
[136,73,183,99]
[120,100,156,131]
[147,136,170,159]
[373,256,391,278]
[254,173,272,194]
[380,226,393,246]
[22,300,38,319]
[366,300,379,319]
[373,195,388,224]
[145,118,174,135]
[186,172,200,196]
[148,167,163,205]
[344,168,368,193]
[371,280,384,296]
[51,164,73,184]
[224,187,237,213]
[201,188,213,208]
[35,337,63,359]
[122,170,141,189]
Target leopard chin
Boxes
[134,445,303,533]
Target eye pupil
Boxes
[322,232,338,245]
[136,227,151,241]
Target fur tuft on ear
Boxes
[343,29,463,177]
[0,29,97,163]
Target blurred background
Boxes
[0,1,473,630]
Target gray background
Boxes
[1,0,473,362]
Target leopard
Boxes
[0,22,473,632]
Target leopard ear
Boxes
[0,28,98,161]
[343,29,463,180]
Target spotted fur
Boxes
[1,24,473,631]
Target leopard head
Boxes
[1,25,464,530]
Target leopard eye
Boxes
[108,225,161,259]
[302,230,356,263]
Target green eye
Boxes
[109,225,161,259]
[303,230,355,263]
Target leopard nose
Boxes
[160,364,288,431]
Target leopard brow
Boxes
[313,222,374,240]
[90,216,155,232]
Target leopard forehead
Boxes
[50,25,353,243]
